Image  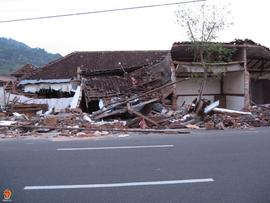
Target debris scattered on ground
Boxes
[1,90,270,139]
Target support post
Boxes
[171,63,177,110]
[243,46,250,109]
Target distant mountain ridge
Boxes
[0,37,62,75]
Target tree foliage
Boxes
[175,3,234,62]
[175,2,233,102]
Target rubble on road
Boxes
[1,94,270,139]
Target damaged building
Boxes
[5,40,270,115]
[0,75,16,107]
[1,39,270,134]
[14,50,171,114]
[171,39,270,110]
[10,64,38,80]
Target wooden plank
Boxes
[127,103,160,127]
[92,78,189,117]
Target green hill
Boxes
[0,37,62,75]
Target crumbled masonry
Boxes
[1,98,270,139]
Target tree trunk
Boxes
[198,52,208,102]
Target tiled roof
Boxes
[83,76,132,99]
[27,50,169,80]
[82,56,172,100]
[11,64,37,78]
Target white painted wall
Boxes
[226,96,245,110]
[176,77,220,106]
[176,77,220,95]
[0,86,5,106]
[8,93,73,111]
[223,71,245,110]
[223,71,244,94]
[23,82,75,93]
[175,71,246,110]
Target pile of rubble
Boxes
[201,104,270,130]
[1,98,270,139]
[0,108,127,139]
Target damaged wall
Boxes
[223,71,245,110]
[175,71,246,110]
[7,85,82,111]
[8,93,73,110]
[23,82,75,93]
[176,77,220,106]
[19,79,77,94]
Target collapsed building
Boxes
[8,51,171,115]
[1,39,270,135]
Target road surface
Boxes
[1,127,270,203]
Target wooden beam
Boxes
[247,59,254,66]
[92,78,189,117]
[173,61,244,66]
[258,60,268,73]
[174,44,263,48]
[94,98,159,120]
[248,59,262,69]
[127,103,160,127]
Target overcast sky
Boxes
[0,0,269,55]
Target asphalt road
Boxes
[1,128,270,203]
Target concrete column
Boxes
[243,47,250,109]
[171,63,177,110]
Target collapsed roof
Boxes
[11,64,37,79]
[26,51,170,80]
[82,55,172,101]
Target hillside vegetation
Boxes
[0,37,62,75]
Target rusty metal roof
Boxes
[27,50,169,80]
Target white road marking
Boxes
[24,178,214,190]
[57,145,174,151]
[118,134,129,138]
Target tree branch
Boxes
[187,21,196,41]
[205,22,216,42]
[201,21,205,41]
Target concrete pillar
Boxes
[243,47,250,109]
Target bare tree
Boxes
[175,3,233,102]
